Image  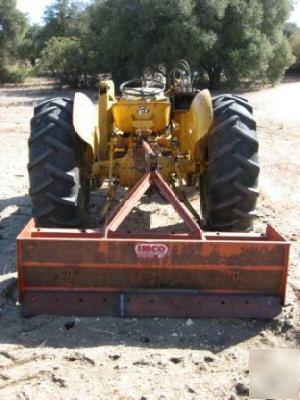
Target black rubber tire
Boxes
[200,94,259,232]
[28,97,90,228]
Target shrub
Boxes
[39,36,85,87]
[0,66,27,84]
[289,33,300,73]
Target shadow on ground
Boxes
[0,289,287,352]
[0,83,98,109]
[0,84,98,100]
[0,195,31,275]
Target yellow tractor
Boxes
[18,61,289,318]
[28,61,258,232]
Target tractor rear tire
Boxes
[200,94,259,232]
[28,97,90,228]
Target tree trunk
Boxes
[208,66,222,90]
[30,57,36,67]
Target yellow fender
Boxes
[174,89,213,160]
[73,92,98,160]
[190,89,213,142]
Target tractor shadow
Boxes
[0,82,98,108]
[90,185,200,233]
[1,295,293,352]
[0,194,31,275]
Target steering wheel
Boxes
[120,78,165,97]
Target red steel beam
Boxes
[104,171,202,239]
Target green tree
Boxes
[43,0,73,37]
[260,0,295,83]
[284,22,300,38]
[267,33,295,83]
[284,22,300,72]
[39,36,85,87]
[87,0,213,84]
[194,0,294,88]
[18,24,44,66]
[0,0,27,74]
[42,0,88,40]
[289,31,300,71]
[27,0,295,88]
[29,0,93,84]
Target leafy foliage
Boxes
[194,0,294,88]
[18,25,44,66]
[0,0,296,87]
[86,0,208,84]
[0,66,27,83]
[0,0,27,80]
[42,0,87,39]
[285,22,300,38]
[284,22,300,72]
[267,34,295,83]
[289,32,300,72]
[39,36,85,87]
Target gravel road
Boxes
[0,78,299,399]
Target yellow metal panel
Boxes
[73,92,98,160]
[190,89,213,141]
[112,98,171,133]
[132,120,154,130]
[174,90,213,160]
[99,80,116,160]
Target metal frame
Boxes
[17,169,290,318]
[104,170,202,239]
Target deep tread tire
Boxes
[28,98,90,227]
[200,95,259,232]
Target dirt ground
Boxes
[0,78,299,400]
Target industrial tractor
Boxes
[28,61,259,232]
[18,61,289,318]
